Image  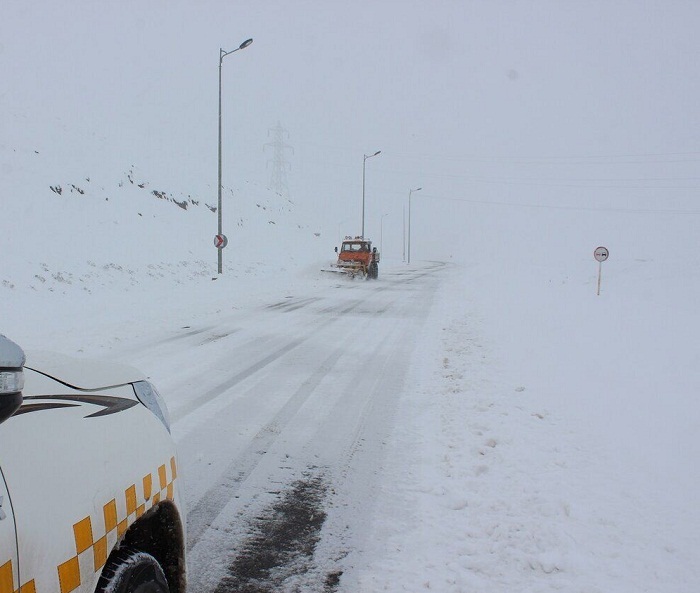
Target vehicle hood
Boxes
[24,350,146,390]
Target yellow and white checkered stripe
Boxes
[1,457,177,593]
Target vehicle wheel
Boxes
[370,263,379,279]
[96,548,170,593]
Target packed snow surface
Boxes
[2,176,698,592]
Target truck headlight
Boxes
[0,370,24,394]
[133,381,171,432]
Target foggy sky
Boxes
[3,0,699,261]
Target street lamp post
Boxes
[361,150,381,238]
[217,37,253,275]
[380,213,389,255]
[407,187,422,264]
[402,205,406,262]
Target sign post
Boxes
[594,246,609,296]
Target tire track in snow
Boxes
[265,296,322,311]
[183,288,407,547]
[183,321,412,592]
[182,264,446,592]
[171,337,305,422]
[170,294,384,424]
[185,343,346,550]
[172,266,443,429]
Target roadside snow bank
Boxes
[352,260,699,593]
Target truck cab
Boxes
[334,236,380,279]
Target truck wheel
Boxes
[96,548,170,593]
[370,263,379,279]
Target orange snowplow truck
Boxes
[333,236,380,279]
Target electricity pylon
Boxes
[264,121,293,198]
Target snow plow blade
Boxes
[321,263,365,278]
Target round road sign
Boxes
[594,246,609,262]
[214,234,228,249]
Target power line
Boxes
[373,166,700,189]
[297,140,700,165]
[417,193,700,215]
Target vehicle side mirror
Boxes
[0,335,25,425]
[334,246,338,253]
[373,247,377,253]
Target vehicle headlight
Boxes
[133,380,171,432]
[0,370,24,394]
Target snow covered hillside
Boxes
[1,134,331,350]
[1,142,323,291]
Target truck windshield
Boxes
[342,243,365,252]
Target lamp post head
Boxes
[222,38,254,60]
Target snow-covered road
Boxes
[6,255,699,592]
[107,263,446,591]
